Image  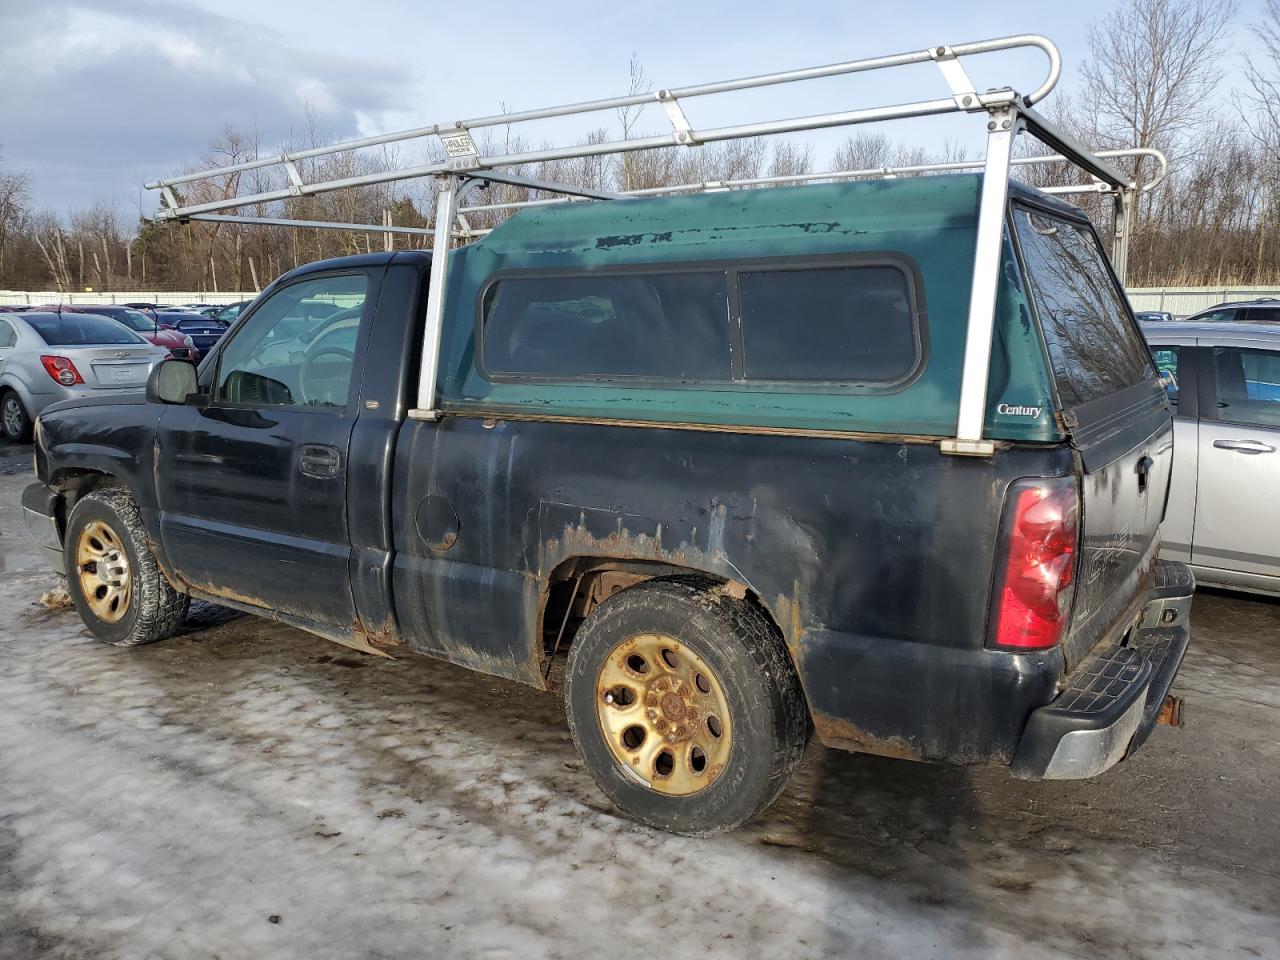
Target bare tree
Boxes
[1238,0,1280,281]
[1082,0,1237,174]
[616,55,652,191]
[0,168,31,283]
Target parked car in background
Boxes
[1182,299,1280,325]
[53,305,198,361]
[1135,310,1175,323]
[1144,319,1280,595]
[161,312,229,355]
[0,311,167,441]
[212,299,252,324]
[208,299,248,325]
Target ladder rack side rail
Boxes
[453,146,1169,217]
[154,94,978,221]
[182,213,437,236]
[145,35,1060,193]
[412,176,459,417]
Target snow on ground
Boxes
[0,451,1278,959]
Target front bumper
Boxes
[22,482,66,575]
[1011,559,1193,780]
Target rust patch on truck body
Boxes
[812,713,926,762]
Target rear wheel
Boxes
[64,488,189,646]
[565,576,809,836]
[1,390,31,443]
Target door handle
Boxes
[298,443,342,478]
[1213,438,1276,455]
[1135,454,1154,494]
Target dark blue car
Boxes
[159,312,228,355]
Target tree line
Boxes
[0,0,1276,295]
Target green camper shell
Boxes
[436,173,1087,443]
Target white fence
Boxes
[0,291,250,307]
[1126,286,1280,316]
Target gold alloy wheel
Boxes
[596,633,733,796]
[76,520,132,623]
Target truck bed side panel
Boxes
[390,415,1074,763]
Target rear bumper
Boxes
[22,481,66,575]
[1011,559,1193,780]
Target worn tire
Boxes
[565,576,809,836]
[1,390,32,443]
[64,487,189,646]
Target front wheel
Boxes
[64,487,189,646]
[564,576,809,836]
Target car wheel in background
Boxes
[1,390,32,443]
[64,487,190,646]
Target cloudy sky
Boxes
[0,0,1265,220]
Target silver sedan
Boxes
[0,311,169,442]
[1144,319,1280,595]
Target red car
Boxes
[44,305,199,361]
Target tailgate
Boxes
[1011,202,1174,669]
[1064,403,1172,667]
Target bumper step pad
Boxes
[1011,559,1194,781]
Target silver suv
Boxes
[1144,319,1280,595]
[1183,299,1280,325]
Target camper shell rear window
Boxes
[1012,205,1155,409]
[476,255,925,388]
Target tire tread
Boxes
[565,574,809,834]
[66,487,188,646]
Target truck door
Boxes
[1011,204,1172,669]
[1191,342,1280,577]
[155,269,378,627]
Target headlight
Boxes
[183,335,194,346]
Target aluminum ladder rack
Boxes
[143,34,1157,456]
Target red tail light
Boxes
[989,477,1079,650]
[40,355,85,386]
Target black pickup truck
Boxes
[23,175,1192,835]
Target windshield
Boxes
[26,314,145,346]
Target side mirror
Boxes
[146,359,199,405]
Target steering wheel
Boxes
[298,345,354,406]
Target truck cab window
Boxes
[215,274,367,409]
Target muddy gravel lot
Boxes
[1,441,1277,959]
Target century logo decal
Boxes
[996,403,1043,418]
